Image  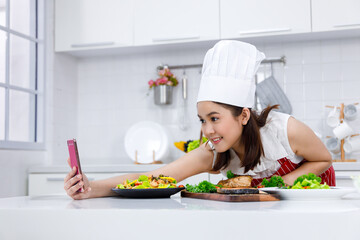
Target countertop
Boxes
[1,193,360,240]
[28,162,360,174]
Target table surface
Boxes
[0,192,360,211]
[1,192,360,240]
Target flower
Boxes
[148,80,155,87]
[148,67,178,89]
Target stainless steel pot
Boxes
[154,85,173,105]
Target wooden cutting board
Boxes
[181,190,281,202]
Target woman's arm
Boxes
[65,142,214,199]
[282,117,332,185]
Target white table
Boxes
[1,193,360,240]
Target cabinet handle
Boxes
[238,28,291,35]
[71,42,115,48]
[152,36,200,42]
[333,23,360,28]
[336,176,352,180]
[46,177,95,182]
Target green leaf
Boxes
[226,170,235,179]
[138,175,148,182]
[185,181,217,193]
[142,181,150,188]
[261,175,285,187]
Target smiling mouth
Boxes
[211,137,222,144]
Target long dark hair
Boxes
[202,103,279,173]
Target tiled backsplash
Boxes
[53,38,360,164]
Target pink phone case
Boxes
[67,139,82,176]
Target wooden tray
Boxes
[181,190,281,202]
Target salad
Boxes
[185,180,220,193]
[115,174,184,189]
[290,173,330,189]
[258,173,330,189]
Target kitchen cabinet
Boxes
[55,0,133,52]
[220,0,311,39]
[312,0,360,32]
[28,173,123,195]
[28,172,209,196]
[335,171,358,187]
[28,164,359,195]
[133,0,219,46]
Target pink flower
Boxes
[148,80,155,87]
[149,68,178,88]
[155,77,168,85]
[160,77,168,84]
[158,69,166,76]
[166,70,173,77]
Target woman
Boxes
[64,40,334,200]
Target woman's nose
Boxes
[203,123,215,136]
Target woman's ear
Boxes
[241,108,251,125]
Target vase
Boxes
[154,85,173,105]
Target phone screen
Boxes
[67,139,82,175]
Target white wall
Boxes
[0,0,78,198]
[49,37,360,166]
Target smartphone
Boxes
[67,139,82,176]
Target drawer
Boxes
[28,173,125,196]
[335,171,359,188]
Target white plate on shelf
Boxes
[261,187,355,200]
[124,121,169,164]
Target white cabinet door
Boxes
[55,0,133,52]
[220,0,311,38]
[28,173,125,196]
[312,0,360,32]
[134,0,219,46]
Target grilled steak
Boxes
[217,175,253,188]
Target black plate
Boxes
[111,187,185,198]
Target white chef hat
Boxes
[197,40,265,108]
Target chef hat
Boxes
[197,40,265,108]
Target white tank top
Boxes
[211,111,303,179]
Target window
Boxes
[0,0,44,149]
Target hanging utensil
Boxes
[179,70,188,130]
[255,62,292,114]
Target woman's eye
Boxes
[211,117,218,122]
[199,119,205,124]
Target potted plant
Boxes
[148,67,178,105]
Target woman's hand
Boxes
[64,158,92,200]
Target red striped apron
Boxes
[251,157,336,187]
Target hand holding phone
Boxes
[67,138,84,193]
[67,139,82,176]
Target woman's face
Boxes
[197,101,244,153]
